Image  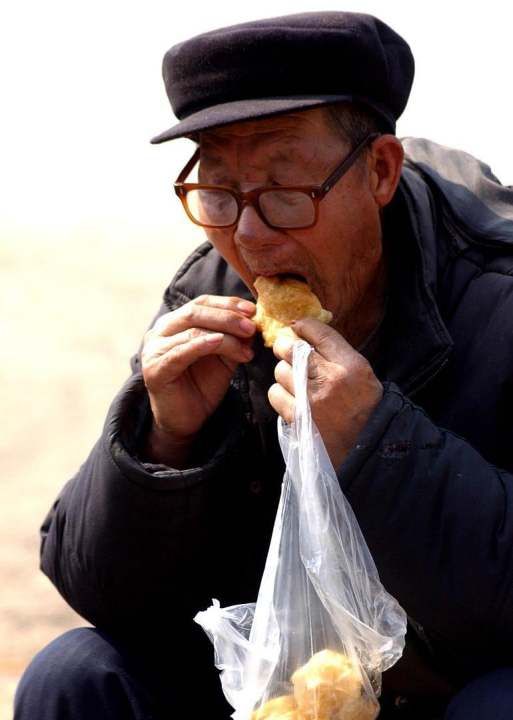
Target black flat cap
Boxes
[151,11,414,144]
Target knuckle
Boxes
[331,363,348,383]
[313,359,345,385]
[317,326,333,344]
[141,363,159,390]
[195,293,208,305]
[306,322,333,347]
[181,302,197,325]
[352,357,374,382]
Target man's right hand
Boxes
[140,295,256,467]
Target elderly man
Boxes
[15,11,513,720]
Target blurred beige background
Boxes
[0,224,203,718]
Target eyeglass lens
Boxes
[186,188,316,228]
[187,189,237,227]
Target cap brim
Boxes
[150,94,395,144]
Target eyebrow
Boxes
[200,147,298,170]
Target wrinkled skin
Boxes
[141,108,404,468]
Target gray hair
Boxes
[323,102,389,147]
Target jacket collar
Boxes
[371,166,453,396]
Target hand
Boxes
[268,318,383,470]
[141,295,256,465]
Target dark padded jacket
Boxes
[40,139,513,712]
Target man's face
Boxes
[198,108,384,332]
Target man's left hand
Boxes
[268,318,383,470]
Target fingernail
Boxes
[238,300,255,315]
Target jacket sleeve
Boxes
[39,304,256,651]
[338,382,513,682]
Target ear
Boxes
[367,135,404,208]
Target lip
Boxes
[249,269,309,293]
[248,269,328,313]
[237,252,323,304]
[238,247,310,285]
[255,270,308,283]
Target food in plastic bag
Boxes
[251,693,297,720]
[251,649,377,720]
[292,649,372,720]
[254,275,332,347]
[195,340,406,720]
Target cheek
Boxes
[203,228,253,287]
[310,190,382,305]
[203,227,237,264]
[322,184,380,256]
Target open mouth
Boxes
[275,272,307,282]
[249,270,315,299]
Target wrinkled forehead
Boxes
[198,108,345,170]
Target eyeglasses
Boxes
[173,133,379,230]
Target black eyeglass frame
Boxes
[173,132,380,230]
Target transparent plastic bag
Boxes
[195,340,407,719]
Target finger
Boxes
[143,329,254,370]
[143,332,227,381]
[195,294,256,317]
[274,359,295,396]
[291,317,357,362]
[272,333,295,363]
[152,295,255,333]
[268,382,295,424]
[205,295,256,317]
[273,340,327,386]
[152,299,256,340]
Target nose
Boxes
[235,204,284,249]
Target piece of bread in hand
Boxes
[254,276,332,347]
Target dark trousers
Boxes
[14,627,232,719]
[14,628,513,719]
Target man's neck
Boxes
[336,256,387,350]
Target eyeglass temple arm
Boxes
[176,147,201,184]
[175,134,378,190]
[320,133,380,195]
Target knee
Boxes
[14,627,142,719]
[16,627,125,690]
[445,668,513,720]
